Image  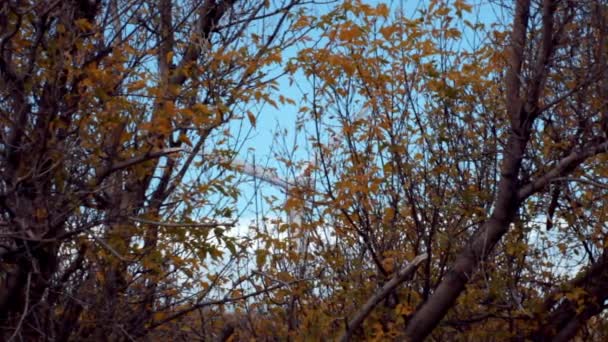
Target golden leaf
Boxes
[247,111,257,127]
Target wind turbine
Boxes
[217,155,315,260]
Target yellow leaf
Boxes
[247,111,257,127]
[338,25,363,41]
[375,4,389,17]
[380,25,398,40]
[436,6,451,17]
[34,207,48,220]
[382,257,395,274]
[179,133,192,147]
[255,249,267,268]
[193,103,210,115]
[395,303,414,315]
[267,51,282,64]
[293,15,311,30]
[153,312,166,321]
[455,0,473,14]
[75,18,94,31]
[127,80,147,92]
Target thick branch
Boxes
[404,1,537,339]
[517,140,608,200]
[169,0,237,86]
[338,254,428,342]
[95,147,186,184]
[529,250,608,341]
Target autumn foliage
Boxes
[1,0,608,341]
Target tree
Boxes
[3,0,608,340]
[0,0,311,340]
[404,1,608,340]
[244,0,608,340]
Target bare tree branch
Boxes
[339,254,428,342]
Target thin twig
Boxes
[92,236,130,262]
[551,177,608,190]
[96,147,188,183]
[128,216,235,228]
[118,324,137,342]
[148,277,310,331]
[252,270,291,287]
[8,272,32,342]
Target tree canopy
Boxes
[1,0,608,341]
